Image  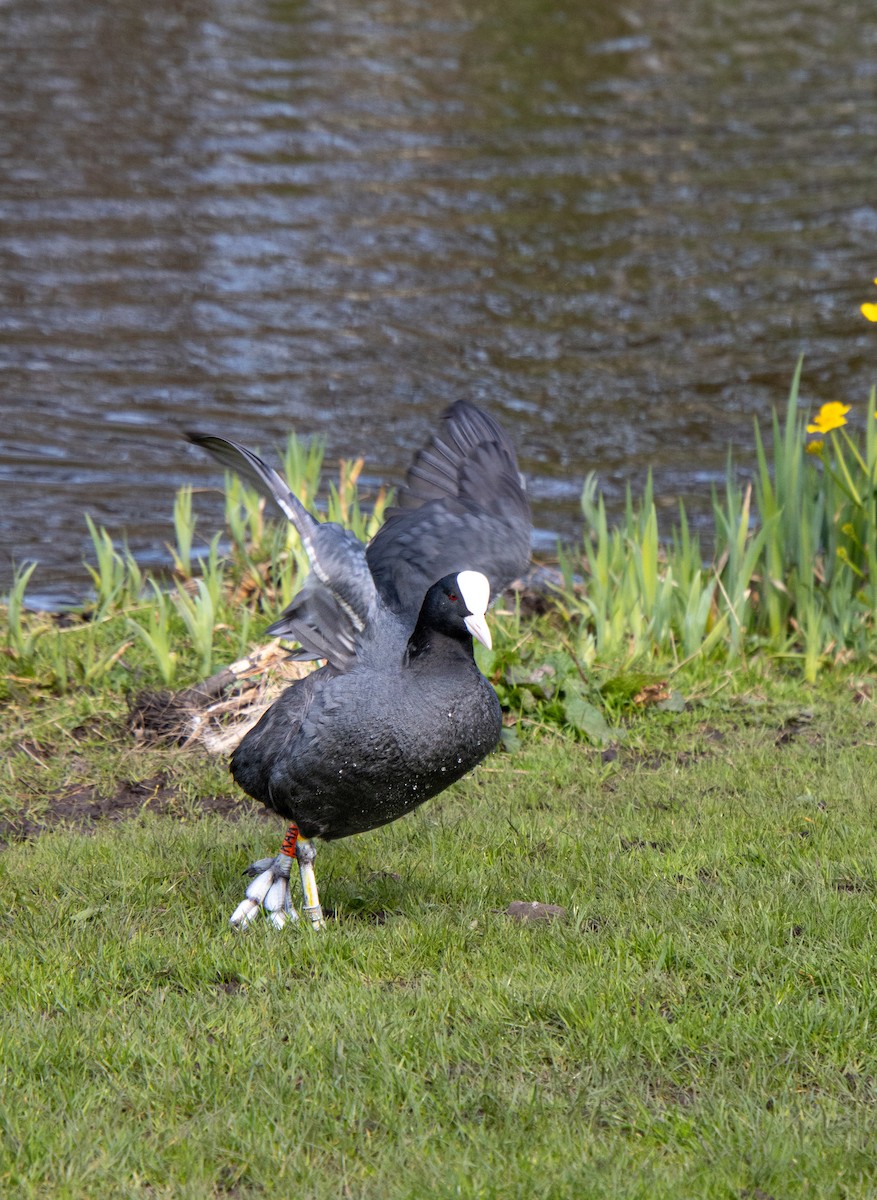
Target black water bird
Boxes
[187,402,531,927]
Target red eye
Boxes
[448,593,458,602]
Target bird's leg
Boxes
[295,837,326,930]
[229,822,301,929]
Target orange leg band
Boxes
[280,822,300,858]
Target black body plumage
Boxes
[188,402,530,844]
[231,577,502,839]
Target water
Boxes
[1,0,875,606]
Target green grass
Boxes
[4,362,877,1195]
[2,680,877,1198]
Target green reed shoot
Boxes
[127,582,177,685]
[3,561,42,665]
[224,473,266,560]
[170,485,196,579]
[193,531,226,615]
[280,431,326,511]
[84,515,144,618]
[327,458,392,544]
[173,579,217,679]
[44,626,133,694]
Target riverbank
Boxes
[4,366,877,1194]
[2,665,876,1198]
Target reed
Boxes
[172,579,217,680]
[169,485,197,580]
[127,581,178,685]
[4,370,877,716]
[84,514,144,619]
[557,365,877,684]
[3,561,42,667]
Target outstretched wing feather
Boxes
[366,402,531,612]
[187,433,377,668]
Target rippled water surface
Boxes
[1,0,876,604]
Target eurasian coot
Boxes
[188,402,530,928]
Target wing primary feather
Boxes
[187,432,378,669]
[186,433,318,536]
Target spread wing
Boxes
[366,401,532,615]
[187,433,377,670]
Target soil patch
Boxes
[0,774,272,848]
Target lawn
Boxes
[2,676,876,1198]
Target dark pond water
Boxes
[1,0,876,606]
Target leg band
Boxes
[280,823,299,858]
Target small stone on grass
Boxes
[506,900,567,923]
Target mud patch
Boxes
[620,837,670,853]
[214,972,245,994]
[0,774,272,847]
[505,900,567,923]
[612,747,708,771]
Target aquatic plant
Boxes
[127,581,178,685]
[5,371,877,721]
[84,514,144,619]
[3,561,43,668]
[169,485,197,580]
[553,360,877,683]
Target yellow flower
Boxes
[862,278,877,321]
[805,439,824,455]
[806,402,851,434]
